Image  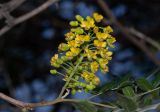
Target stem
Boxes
[135,86,160,98]
[58,55,84,98]
[0,92,116,109]
[61,65,68,71]
[63,62,73,68]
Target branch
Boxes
[0,0,59,36]
[0,92,116,110]
[0,0,26,19]
[137,103,160,112]
[97,0,160,66]
[129,28,160,50]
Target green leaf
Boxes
[98,81,117,92]
[142,95,152,106]
[122,86,135,97]
[137,78,153,91]
[74,100,98,112]
[152,73,160,88]
[116,93,138,112]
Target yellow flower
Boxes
[50,54,58,65]
[66,51,73,60]
[93,26,99,33]
[106,37,116,48]
[96,32,109,41]
[81,72,95,82]
[99,48,113,60]
[94,40,106,48]
[84,48,97,60]
[90,61,99,73]
[81,16,95,30]
[75,35,84,44]
[84,35,90,42]
[68,40,80,47]
[93,12,103,22]
[65,32,75,41]
[92,76,100,85]
[70,47,80,56]
[98,58,108,68]
[104,26,113,33]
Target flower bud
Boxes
[50,69,57,74]
[71,89,76,94]
[75,28,84,34]
[75,15,84,22]
[86,85,95,90]
[69,21,79,26]
[58,43,70,52]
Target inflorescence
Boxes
[50,12,116,94]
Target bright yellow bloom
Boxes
[93,12,103,22]
[99,48,113,60]
[65,32,75,41]
[96,32,109,41]
[98,58,108,68]
[81,72,95,82]
[70,47,80,56]
[81,16,95,30]
[84,35,90,42]
[90,61,99,73]
[66,51,73,60]
[50,54,58,65]
[93,26,99,33]
[75,35,84,44]
[94,40,106,48]
[84,48,97,60]
[68,40,80,47]
[104,26,113,33]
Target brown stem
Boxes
[0,92,116,110]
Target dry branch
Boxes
[0,92,116,110]
[0,0,58,36]
[97,0,160,66]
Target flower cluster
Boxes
[50,12,116,94]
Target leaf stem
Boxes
[58,55,84,98]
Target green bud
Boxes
[53,63,60,68]
[106,38,116,48]
[61,56,67,61]
[73,82,79,86]
[50,69,57,74]
[86,85,95,90]
[75,28,84,34]
[79,82,86,87]
[78,66,83,71]
[57,59,63,64]
[74,76,79,80]
[58,43,70,52]
[69,21,79,26]
[71,89,76,94]
[78,89,82,92]
[75,15,84,22]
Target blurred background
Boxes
[0,0,160,112]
